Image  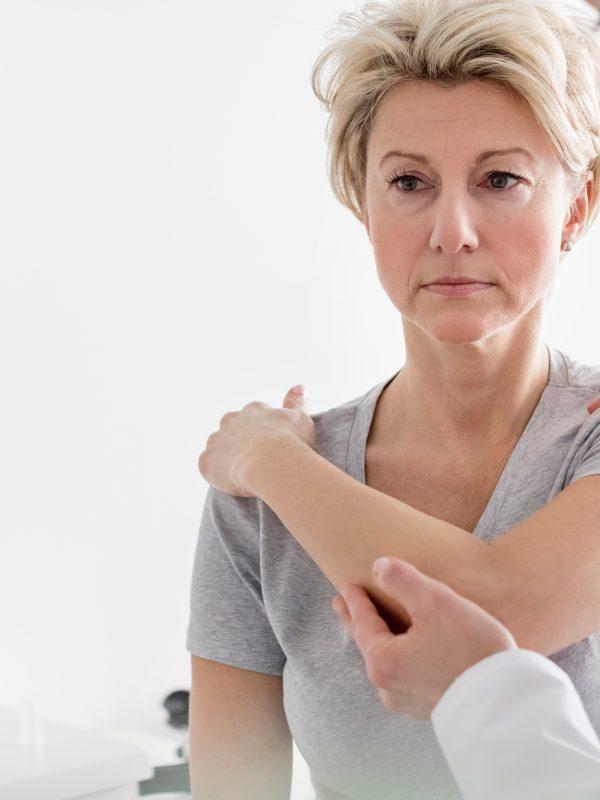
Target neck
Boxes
[376,326,550,455]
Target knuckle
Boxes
[365,650,391,687]
[378,688,402,713]
[428,587,454,615]
[365,660,381,687]
[245,400,266,410]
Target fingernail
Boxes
[374,557,391,576]
[291,384,306,396]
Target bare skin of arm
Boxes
[240,434,500,639]
[189,656,292,800]
[240,433,600,657]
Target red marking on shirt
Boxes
[588,395,600,415]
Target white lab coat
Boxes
[430,648,600,799]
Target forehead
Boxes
[367,78,557,168]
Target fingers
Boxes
[331,596,352,635]
[374,557,456,623]
[336,584,394,655]
[283,385,308,409]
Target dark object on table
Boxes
[162,689,189,729]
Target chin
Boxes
[422,321,497,345]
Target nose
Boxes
[428,191,479,254]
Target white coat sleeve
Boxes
[430,648,600,800]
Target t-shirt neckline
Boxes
[345,341,561,541]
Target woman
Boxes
[188,1,600,798]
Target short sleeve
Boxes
[186,485,286,675]
[571,417,600,483]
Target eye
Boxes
[386,170,424,192]
[385,170,527,193]
[487,171,527,190]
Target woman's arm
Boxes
[241,432,600,657]
[240,434,502,636]
[189,655,292,800]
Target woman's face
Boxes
[363,79,586,344]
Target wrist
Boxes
[237,432,302,498]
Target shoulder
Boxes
[308,377,387,467]
[545,347,600,432]
[201,486,263,563]
[551,347,600,395]
[548,348,600,484]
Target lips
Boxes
[425,277,491,285]
[424,282,493,296]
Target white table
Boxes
[0,704,153,800]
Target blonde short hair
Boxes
[311,0,600,234]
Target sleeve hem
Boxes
[571,468,600,482]
[186,639,285,676]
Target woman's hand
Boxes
[332,558,517,721]
[197,384,315,497]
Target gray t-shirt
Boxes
[186,343,600,800]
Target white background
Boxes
[1,0,599,796]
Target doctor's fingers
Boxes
[338,584,396,655]
[376,684,424,717]
[361,624,425,693]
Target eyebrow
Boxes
[378,147,537,169]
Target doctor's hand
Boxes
[332,558,518,721]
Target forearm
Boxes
[241,435,502,631]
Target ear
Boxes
[363,207,372,247]
[562,171,594,246]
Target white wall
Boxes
[1,0,599,760]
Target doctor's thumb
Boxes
[373,557,454,621]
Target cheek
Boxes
[495,186,563,261]
[371,223,421,292]
[492,217,559,294]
